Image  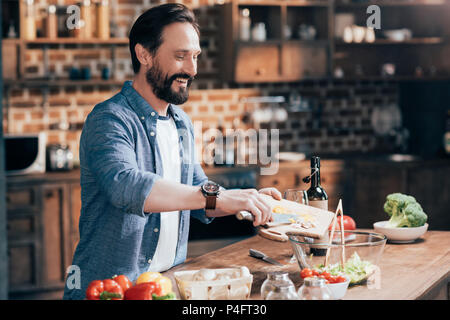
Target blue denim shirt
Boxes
[63,81,212,300]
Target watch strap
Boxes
[205,195,217,210]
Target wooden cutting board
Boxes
[237,194,335,242]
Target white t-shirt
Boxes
[147,115,181,272]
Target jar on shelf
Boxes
[81,0,93,39]
[261,271,296,300]
[21,0,36,40]
[297,277,333,300]
[96,0,110,39]
[43,5,57,39]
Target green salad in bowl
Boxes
[314,252,378,285]
[289,230,386,286]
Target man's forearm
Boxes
[143,179,206,213]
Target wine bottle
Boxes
[306,156,328,210]
[306,156,328,256]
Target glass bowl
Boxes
[288,230,387,285]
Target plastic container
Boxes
[174,267,252,300]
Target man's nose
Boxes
[184,56,197,78]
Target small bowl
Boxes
[373,221,428,243]
[327,277,350,300]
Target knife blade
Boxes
[249,249,283,266]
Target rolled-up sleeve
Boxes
[84,110,161,217]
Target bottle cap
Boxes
[267,271,289,280]
[304,276,326,287]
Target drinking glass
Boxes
[283,189,308,262]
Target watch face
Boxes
[203,182,220,194]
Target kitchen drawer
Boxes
[7,216,36,239]
[234,45,280,83]
[6,187,40,211]
[8,245,36,288]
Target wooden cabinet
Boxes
[219,0,450,83]
[6,171,81,300]
[219,0,331,83]
[347,159,450,229]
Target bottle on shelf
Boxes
[81,0,93,39]
[20,0,36,40]
[239,8,251,41]
[96,0,110,39]
[43,5,58,39]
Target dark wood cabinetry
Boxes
[259,159,450,230]
[6,171,81,300]
[220,0,331,83]
[219,0,450,83]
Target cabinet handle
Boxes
[45,191,54,198]
[256,68,266,76]
[273,179,279,186]
[294,174,300,186]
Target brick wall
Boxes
[2,0,401,166]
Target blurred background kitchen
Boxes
[0,0,450,299]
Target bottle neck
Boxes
[310,166,321,187]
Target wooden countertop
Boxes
[164,230,450,300]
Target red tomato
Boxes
[327,276,337,284]
[300,268,314,279]
[312,270,320,276]
[335,276,347,283]
[329,215,356,231]
[320,271,331,280]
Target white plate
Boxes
[373,221,428,243]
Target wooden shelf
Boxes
[335,0,449,7]
[3,78,127,88]
[335,37,446,45]
[237,0,329,7]
[3,37,129,45]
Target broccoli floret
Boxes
[383,193,427,228]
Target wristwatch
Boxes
[200,181,221,210]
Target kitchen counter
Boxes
[164,230,450,300]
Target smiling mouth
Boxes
[175,77,189,85]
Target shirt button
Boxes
[150,131,155,136]
[154,228,159,233]
[147,259,152,264]
[151,112,156,117]
[140,116,145,121]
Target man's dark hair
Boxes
[129,3,200,74]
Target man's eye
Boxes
[176,55,185,60]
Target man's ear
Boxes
[135,44,153,68]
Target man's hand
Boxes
[207,187,282,226]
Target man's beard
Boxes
[145,61,194,105]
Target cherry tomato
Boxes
[320,271,331,280]
[327,276,337,284]
[312,270,320,276]
[335,276,347,283]
[300,268,314,279]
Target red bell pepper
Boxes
[124,281,162,300]
[112,274,133,292]
[85,279,124,300]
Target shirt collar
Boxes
[121,80,182,122]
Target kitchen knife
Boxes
[249,249,283,266]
